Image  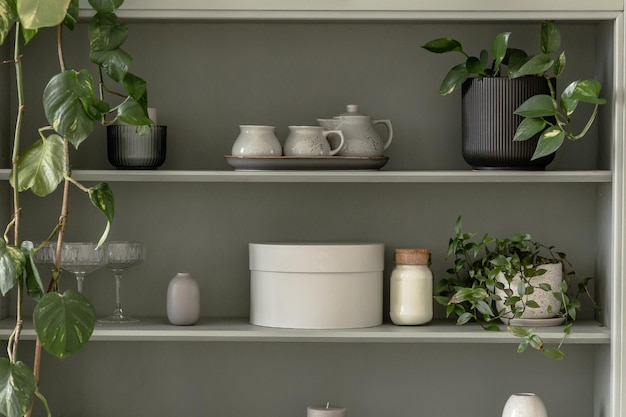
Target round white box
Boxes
[249,242,384,329]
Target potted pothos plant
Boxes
[0,0,151,416]
[435,217,597,360]
[422,20,606,169]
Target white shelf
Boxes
[78,0,623,21]
[0,169,613,183]
[0,318,609,343]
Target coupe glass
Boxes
[33,241,105,293]
[98,241,145,324]
[59,242,106,293]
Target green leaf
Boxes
[62,0,78,29]
[43,70,97,147]
[90,47,132,82]
[88,183,115,247]
[122,72,148,104]
[540,20,561,54]
[532,126,565,160]
[514,95,558,118]
[491,32,510,73]
[543,347,565,360]
[560,81,579,116]
[439,63,469,96]
[33,290,96,359]
[513,117,547,142]
[571,79,607,105]
[553,51,566,77]
[513,54,554,77]
[116,100,152,126]
[21,241,45,301]
[0,359,37,417]
[525,300,540,308]
[0,239,24,295]
[433,295,450,306]
[517,340,529,353]
[88,0,123,14]
[456,312,473,325]
[483,324,500,331]
[88,12,128,51]
[0,0,18,44]
[508,326,530,338]
[11,134,64,196]
[466,55,486,75]
[421,37,463,54]
[17,0,70,29]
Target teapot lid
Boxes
[338,104,368,117]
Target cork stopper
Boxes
[395,249,430,265]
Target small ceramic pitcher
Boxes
[283,126,345,156]
[231,125,282,156]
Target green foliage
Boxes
[0,0,150,414]
[422,20,606,160]
[437,216,597,359]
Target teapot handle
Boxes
[373,119,393,151]
[323,130,345,156]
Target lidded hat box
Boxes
[249,243,384,329]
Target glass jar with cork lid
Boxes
[389,248,433,325]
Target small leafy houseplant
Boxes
[0,0,150,416]
[435,217,597,360]
[422,20,606,161]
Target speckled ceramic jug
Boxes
[283,126,345,156]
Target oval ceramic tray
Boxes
[224,155,389,171]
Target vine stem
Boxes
[26,23,70,417]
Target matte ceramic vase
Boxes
[502,393,548,417]
[231,125,282,156]
[166,272,200,325]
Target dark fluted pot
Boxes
[461,77,555,170]
[107,125,167,169]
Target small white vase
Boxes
[166,272,200,325]
[502,393,548,417]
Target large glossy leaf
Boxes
[116,100,152,126]
[43,70,97,147]
[571,79,607,105]
[88,183,114,247]
[491,32,510,73]
[0,0,18,44]
[88,12,128,51]
[466,55,486,76]
[0,359,37,417]
[62,0,78,29]
[11,134,64,196]
[514,95,558,118]
[33,290,96,359]
[532,126,565,160]
[421,37,462,54]
[513,117,547,142]
[513,54,554,78]
[17,0,70,29]
[553,51,566,77]
[540,20,561,54]
[0,239,24,296]
[88,0,123,14]
[439,63,469,96]
[90,47,131,82]
[560,81,579,116]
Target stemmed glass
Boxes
[98,241,145,324]
[60,242,106,293]
[32,241,105,293]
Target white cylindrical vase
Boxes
[502,393,548,417]
[307,405,347,417]
[166,272,200,325]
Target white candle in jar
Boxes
[307,404,347,417]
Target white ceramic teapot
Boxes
[317,104,393,157]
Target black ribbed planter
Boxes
[461,77,556,170]
[107,125,167,169]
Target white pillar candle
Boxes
[307,405,347,417]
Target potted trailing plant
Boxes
[422,20,606,169]
[0,0,150,416]
[435,217,597,360]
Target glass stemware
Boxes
[98,241,145,324]
[32,241,105,293]
[59,242,106,293]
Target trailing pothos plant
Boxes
[421,20,606,160]
[435,217,598,360]
[0,0,151,416]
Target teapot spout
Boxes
[317,118,341,130]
